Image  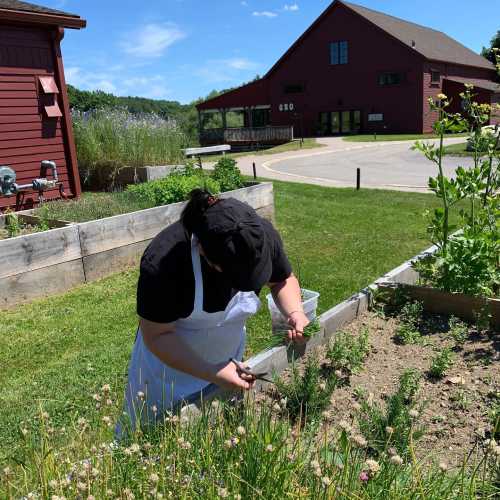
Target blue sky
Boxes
[46,0,498,104]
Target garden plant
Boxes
[412,52,500,298]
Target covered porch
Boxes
[198,105,293,147]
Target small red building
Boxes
[0,0,85,210]
[197,0,499,146]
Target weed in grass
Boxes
[357,369,424,457]
[274,355,337,425]
[429,347,454,379]
[488,391,500,440]
[325,327,370,375]
[447,316,469,346]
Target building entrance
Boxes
[318,110,361,135]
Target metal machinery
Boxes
[0,161,67,210]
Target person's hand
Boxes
[211,361,255,391]
[287,311,310,344]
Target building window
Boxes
[378,72,404,86]
[284,83,304,94]
[430,70,440,84]
[330,41,348,65]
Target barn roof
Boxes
[0,0,85,28]
[343,1,493,70]
[445,76,500,93]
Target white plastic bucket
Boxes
[266,288,320,330]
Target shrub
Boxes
[126,173,221,206]
[211,156,244,192]
[326,327,370,374]
[428,348,454,379]
[357,369,424,457]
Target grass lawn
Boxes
[200,138,322,163]
[0,180,447,457]
[343,133,467,142]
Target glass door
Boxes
[352,110,361,133]
[341,111,351,133]
[330,112,340,134]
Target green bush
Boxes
[428,348,454,379]
[211,156,244,192]
[126,173,221,206]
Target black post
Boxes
[252,162,257,180]
[356,168,361,190]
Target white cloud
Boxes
[65,66,171,99]
[284,3,299,11]
[224,57,259,70]
[196,58,260,84]
[252,11,277,18]
[121,23,186,58]
[241,1,248,5]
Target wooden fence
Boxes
[200,126,294,146]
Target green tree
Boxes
[481,30,500,64]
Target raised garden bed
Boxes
[0,212,70,240]
[0,182,274,309]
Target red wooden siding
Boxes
[421,61,496,133]
[0,25,72,210]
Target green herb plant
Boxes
[274,355,337,426]
[325,327,370,374]
[210,156,244,192]
[357,369,425,457]
[394,301,423,345]
[447,316,469,346]
[428,347,454,379]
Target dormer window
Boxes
[330,41,348,65]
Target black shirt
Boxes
[137,219,292,323]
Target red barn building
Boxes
[0,0,85,210]
[197,0,499,146]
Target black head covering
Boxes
[193,198,272,292]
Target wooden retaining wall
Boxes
[0,182,275,308]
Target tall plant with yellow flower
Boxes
[412,51,499,298]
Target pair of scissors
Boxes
[230,358,274,384]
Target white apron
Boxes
[117,235,261,435]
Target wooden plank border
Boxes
[0,182,275,308]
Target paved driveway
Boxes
[234,137,472,192]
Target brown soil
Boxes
[265,311,499,466]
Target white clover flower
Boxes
[321,476,332,486]
[439,462,448,472]
[409,409,419,419]
[319,382,327,391]
[265,444,274,452]
[236,426,246,436]
[76,481,87,491]
[130,443,141,453]
[310,459,320,469]
[217,487,229,498]
[390,454,403,466]
[136,391,145,400]
[49,479,58,489]
[385,426,394,435]
[149,473,160,483]
[364,459,380,474]
[101,384,111,393]
[352,434,367,448]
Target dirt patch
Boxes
[265,311,499,466]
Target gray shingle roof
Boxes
[0,0,78,18]
[445,76,500,93]
[343,1,493,70]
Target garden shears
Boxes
[231,358,274,384]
